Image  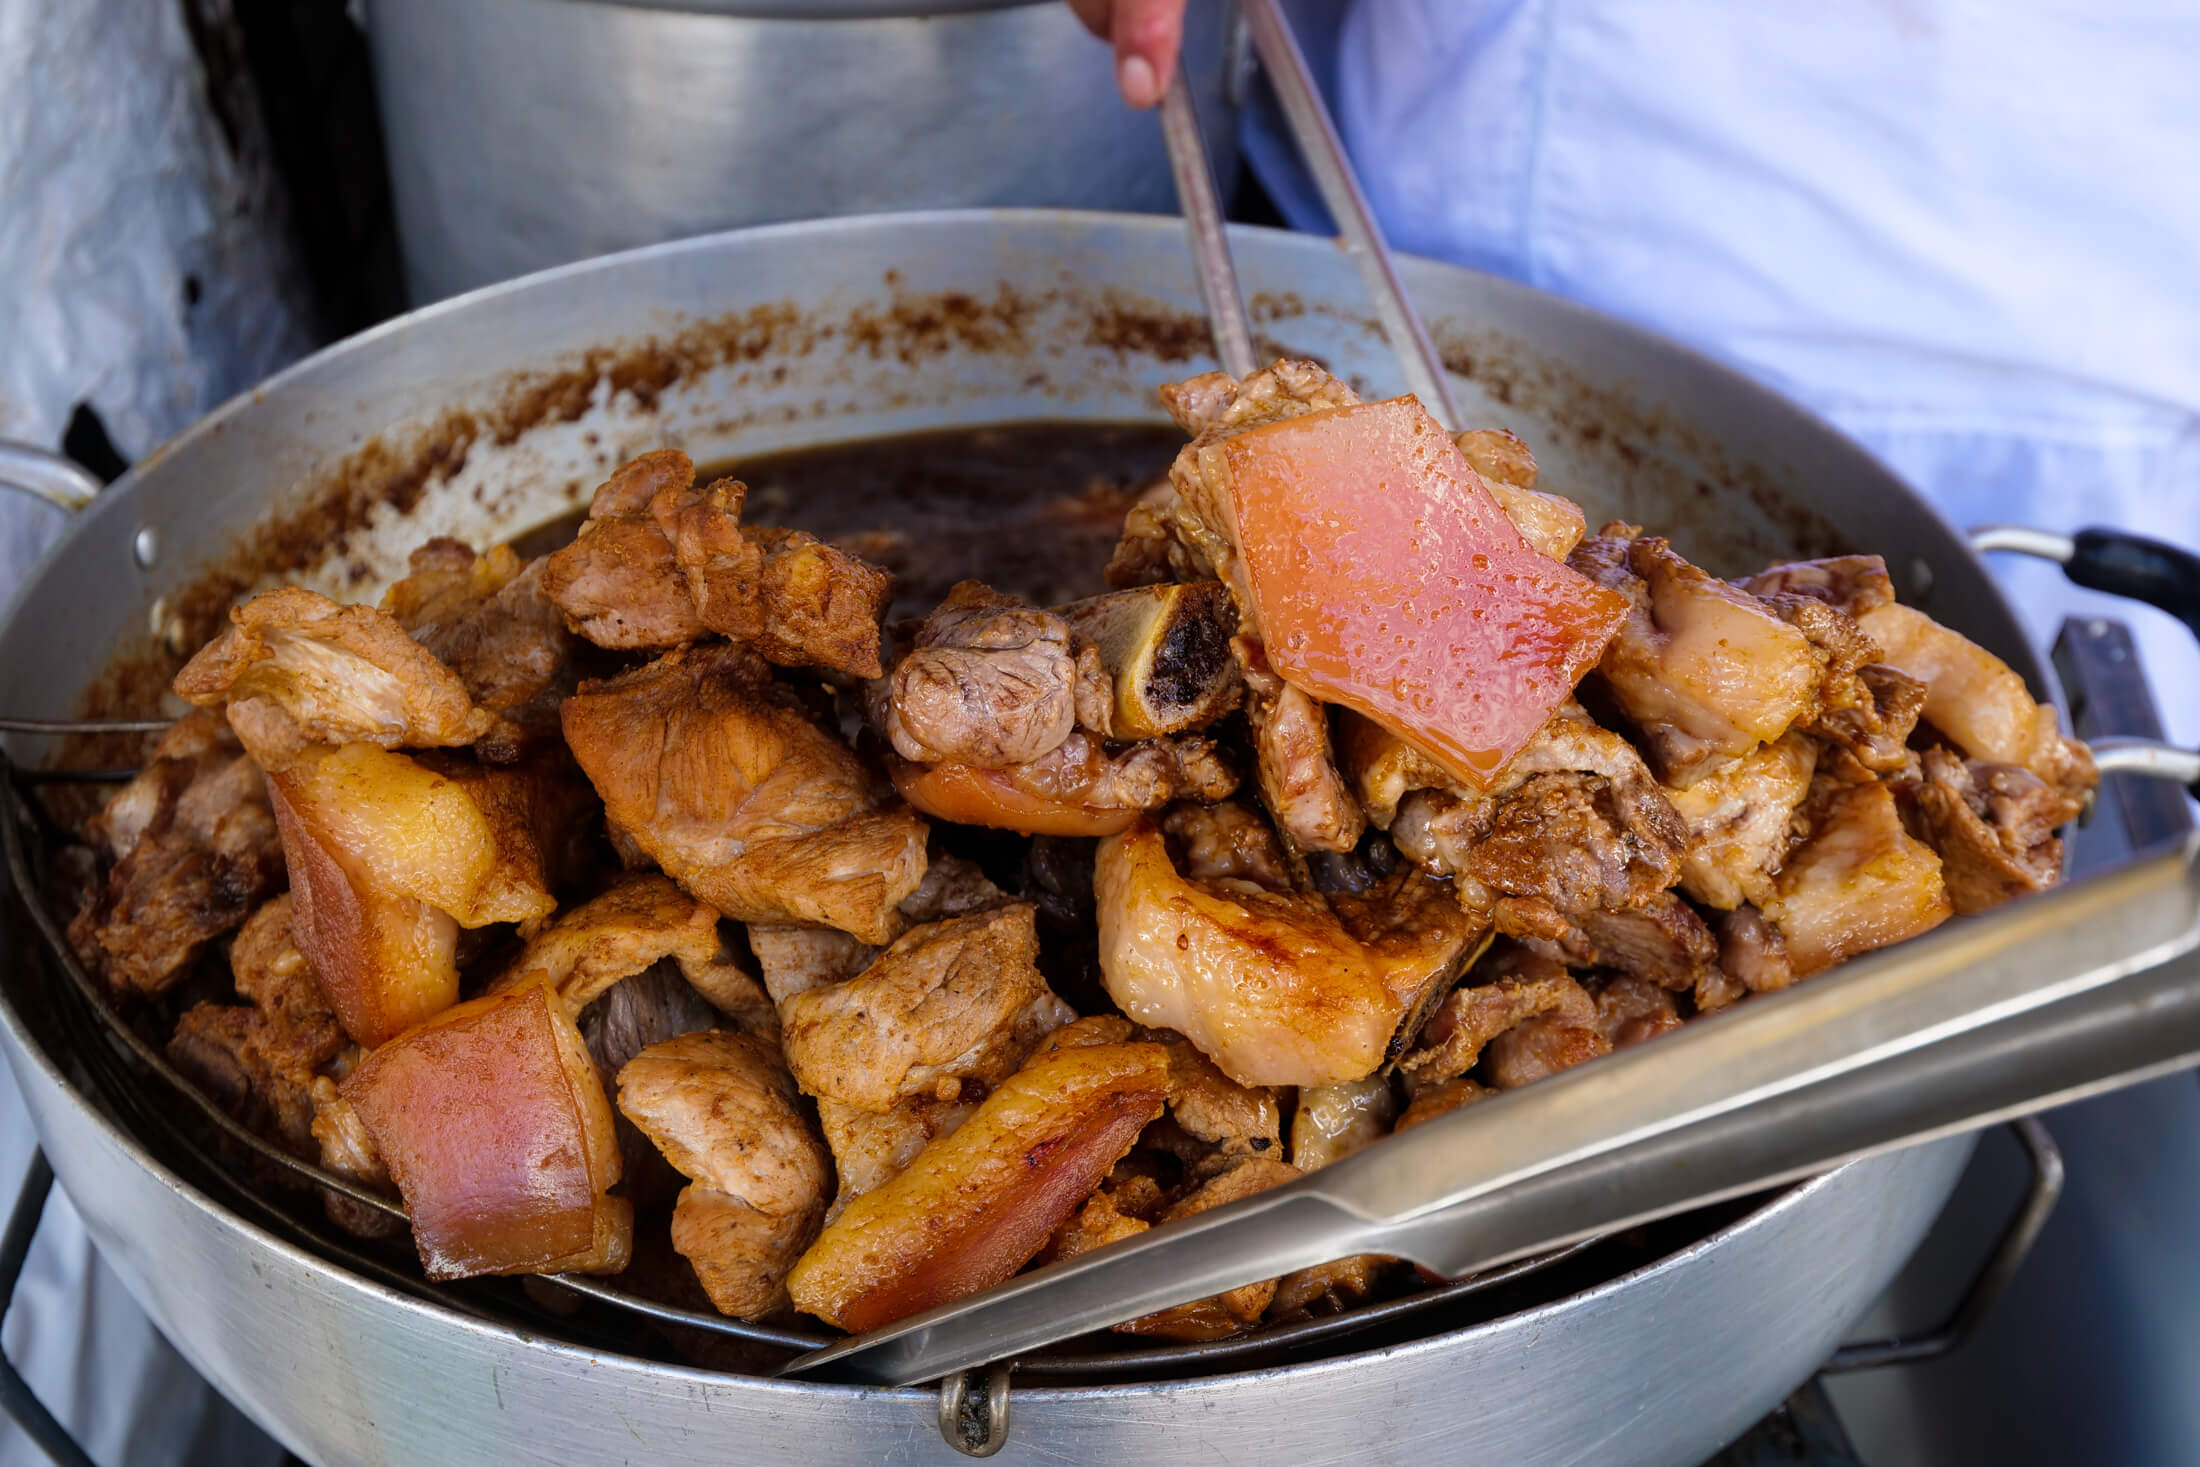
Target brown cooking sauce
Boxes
[511,421,1187,620]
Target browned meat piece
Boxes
[1483,990,1611,1090]
[897,850,1010,923]
[880,581,1087,766]
[1158,1036,1283,1159]
[1382,702,1688,924]
[787,1038,1173,1331]
[617,1031,832,1317]
[1290,1077,1396,1172]
[1738,555,1896,618]
[1755,590,1925,775]
[228,894,344,1072]
[1859,601,2098,802]
[1104,480,1214,589]
[1398,949,1590,1084]
[579,962,724,1209]
[1591,974,1685,1049]
[1762,780,1952,976]
[541,450,891,678]
[1569,530,1820,786]
[891,729,1239,837]
[746,853,1007,1010]
[173,587,494,763]
[1111,1158,1303,1340]
[1161,800,1294,889]
[561,643,928,944]
[308,1073,405,1239]
[382,539,575,758]
[1395,1075,1493,1131]
[266,746,575,1046]
[779,904,1075,1113]
[70,715,283,995]
[815,1094,983,1221]
[1247,661,1366,854]
[1099,811,1487,1087]
[493,872,771,1032]
[1335,709,1460,829]
[1057,582,1242,738]
[1453,427,1588,561]
[169,1002,320,1157]
[1665,733,1817,910]
[1701,905,1794,1012]
[1568,892,1718,992]
[1907,747,2082,914]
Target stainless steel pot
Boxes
[365,0,1242,302]
[0,210,2054,1465]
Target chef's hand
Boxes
[1068,0,1191,110]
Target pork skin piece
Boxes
[69,712,284,995]
[1056,581,1243,739]
[1761,780,1952,976]
[560,643,927,945]
[1907,746,2083,915]
[382,539,576,758]
[540,449,891,678]
[1096,812,1485,1088]
[779,903,1074,1113]
[1569,530,1821,787]
[788,1038,1171,1331]
[1859,601,2098,802]
[266,744,570,1045]
[173,587,494,762]
[343,980,632,1279]
[1664,732,1817,910]
[617,1031,832,1318]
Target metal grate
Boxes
[0,721,1647,1384]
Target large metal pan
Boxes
[0,210,2068,1465]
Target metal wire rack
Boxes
[0,719,1646,1386]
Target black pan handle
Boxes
[1973,525,2200,642]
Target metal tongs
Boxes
[784,1,2200,1386]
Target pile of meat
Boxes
[66,363,2096,1342]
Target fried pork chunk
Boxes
[1663,732,1817,911]
[787,1035,1172,1331]
[617,1032,832,1318]
[878,581,1109,766]
[1906,747,2083,914]
[264,747,580,1045]
[167,894,345,1158]
[1399,947,1591,1085]
[1858,601,2098,802]
[540,449,892,678]
[1096,806,1485,1087]
[173,587,495,763]
[889,728,1238,838]
[1452,427,1587,561]
[1761,780,1952,976]
[1361,703,1688,937]
[780,903,1076,1113]
[69,712,284,995]
[382,539,575,758]
[560,642,928,944]
[1569,530,1820,787]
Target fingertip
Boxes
[1118,53,1161,109]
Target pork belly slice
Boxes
[173,587,494,762]
[617,1031,831,1318]
[1906,747,2082,915]
[1859,601,2098,802]
[540,449,891,678]
[779,903,1075,1114]
[560,642,927,945]
[266,746,576,1045]
[1096,808,1485,1088]
[1761,780,1952,977]
[382,539,576,759]
[344,980,631,1279]
[69,712,284,995]
[786,1037,1171,1332]
[1569,530,1820,788]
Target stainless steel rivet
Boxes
[132,527,159,569]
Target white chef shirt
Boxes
[1250,0,2200,744]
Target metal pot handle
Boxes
[0,1152,99,1467]
[0,442,102,515]
[1974,525,2200,794]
